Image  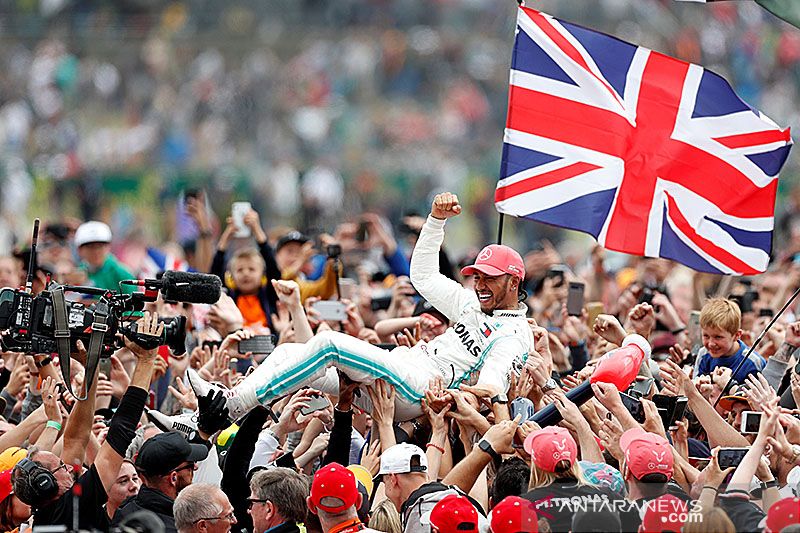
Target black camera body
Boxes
[0,284,187,357]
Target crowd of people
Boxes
[0,190,796,533]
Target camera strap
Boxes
[51,286,108,401]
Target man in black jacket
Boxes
[113,431,209,533]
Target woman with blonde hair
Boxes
[369,499,401,533]
[521,427,610,532]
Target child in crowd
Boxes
[695,297,765,383]
[211,209,281,330]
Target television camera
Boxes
[0,220,222,399]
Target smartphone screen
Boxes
[313,300,347,322]
[300,394,331,416]
[231,202,252,238]
[631,377,654,398]
[619,392,645,423]
[718,448,749,468]
[567,282,585,317]
[740,411,762,434]
[238,335,278,355]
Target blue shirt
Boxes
[696,340,765,384]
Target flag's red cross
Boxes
[496,8,790,274]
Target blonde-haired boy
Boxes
[695,298,764,383]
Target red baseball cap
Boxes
[0,470,12,501]
[490,496,538,533]
[310,463,359,514]
[765,497,800,533]
[429,495,478,533]
[523,427,578,473]
[620,428,673,480]
[461,245,525,280]
[638,495,688,533]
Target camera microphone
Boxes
[122,271,222,304]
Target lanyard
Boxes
[329,519,365,533]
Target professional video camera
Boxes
[0,220,221,399]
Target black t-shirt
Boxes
[33,464,109,531]
[616,481,693,532]
[719,495,766,532]
[522,478,623,533]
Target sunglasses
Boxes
[171,462,196,474]
[247,498,269,509]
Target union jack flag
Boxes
[496,7,792,275]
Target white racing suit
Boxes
[229,215,534,421]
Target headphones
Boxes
[16,458,58,505]
[223,271,268,292]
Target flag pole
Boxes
[497,213,505,244]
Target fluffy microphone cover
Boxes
[161,271,222,304]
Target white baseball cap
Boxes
[74,221,112,247]
[378,443,428,475]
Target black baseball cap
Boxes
[135,431,208,476]
[276,231,309,252]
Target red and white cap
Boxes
[523,427,578,473]
[620,428,673,480]
[429,495,479,533]
[461,245,525,280]
[765,497,800,533]
[310,462,360,514]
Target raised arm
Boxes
[61,341,98,466]
[410,192,474,322]
[93,313,161,495]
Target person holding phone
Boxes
[210,208,282,331]
[189,192,534,422]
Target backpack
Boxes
[401,482,490,533]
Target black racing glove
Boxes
[197,390,230,435]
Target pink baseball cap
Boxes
[523,427,578,473]
[620,428,673,480]
[460,245,525,280]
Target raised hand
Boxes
[168,376,198,411]
[367,379,396,426]
[124,311,164,360]
[431,192,462,220]
[272,279,302,308]
[197,390,230,435]
[593,314,626,346]
[628,303,656,339]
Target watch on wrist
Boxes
[541,378,558,392]
[490,393,509,405]
[478,439,502,462]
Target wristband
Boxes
[764,479,779,489]
[701,485,718,493]
[46,420,62,431]
[426,443,445,454]
[671,326,686,335]
[35,357,52,369]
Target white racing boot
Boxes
[146,409,198,440]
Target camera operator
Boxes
[11,312,164,531]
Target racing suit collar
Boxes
[490,305,527,319]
